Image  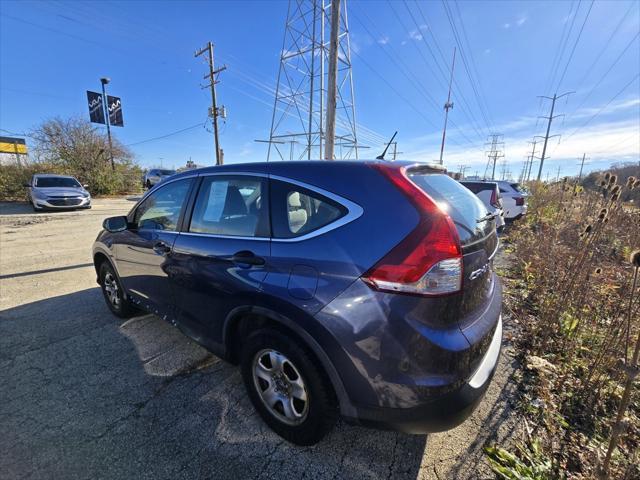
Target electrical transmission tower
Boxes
[483,134,504,180]
[266,0,358,161]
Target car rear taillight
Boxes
[515,196,525,206]
[490,189,500,208]
[363,165,462,296]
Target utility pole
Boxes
[324,0,341,160]
[390,142,403,161]
[577,153,588,183]
[556,165,562,182]
[536,91,573,181]
[195,42,226,165]
[574,153,589,193]
[100,77,115,171]
[439,47,456,165]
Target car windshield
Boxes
[35,177,81,188]
[158,170,175,176]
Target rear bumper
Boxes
[505,205,527,220]
[350,316,502,433]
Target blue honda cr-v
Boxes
[93,161,502,445]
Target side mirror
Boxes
[103,216,129,233]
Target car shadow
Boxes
[0,288,427,479]
[0,202,36,216]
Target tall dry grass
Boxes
[505,174,640,478]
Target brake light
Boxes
[363,164,463,296]
[515,196,525,206]
[490,189,500,208]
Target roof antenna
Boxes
[376,131,397,160]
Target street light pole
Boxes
[100,77,115,171]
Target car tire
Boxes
[99,261,137,318]
[241,328,338,446]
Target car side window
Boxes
[271,180,345,239]
[189,176,269,237]
[133,178,191,231]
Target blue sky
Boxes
[1,0,638,179]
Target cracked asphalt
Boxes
[0,198,521,480]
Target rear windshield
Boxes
[408,171,493,244]
[34,177,80,188]
[510,183,526,193]
[460,181,495,194]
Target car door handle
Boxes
[153,241,172,255]
[230,251,265,266]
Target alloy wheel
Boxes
[103,272,120,307]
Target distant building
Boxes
[0,136,28,166]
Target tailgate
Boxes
[407,169,498,318]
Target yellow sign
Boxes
[0,137,27,155]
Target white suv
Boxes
[460,181,506,231]
[496,181,528,221]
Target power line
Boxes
[352,6,481,150]
[413,1,489,138]
[563,73,640,142]
[566,31,640,120]
[441,0,494,133]
[544,0,581,97]
[452,0,494,130]
[126,123,205,146]
[571,2,638,97]
[554,0,595,93]
[400,0,486,143]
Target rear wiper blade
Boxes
[477,212,497,223]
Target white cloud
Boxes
[484,48,491,54]
[409,29,423,41]
[377,35,390,45]
[397,98,640,177]
[504,14,527,30]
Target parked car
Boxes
[142,168,176,189]
[460,181,505,231]
[495,181,528,221]
[25,174,91,211]
[93,161,502,445]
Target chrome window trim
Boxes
[180,231,269,242]
[198,171,268,178]
[176,171,364,243]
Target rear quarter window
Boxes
[270,180,346,239]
